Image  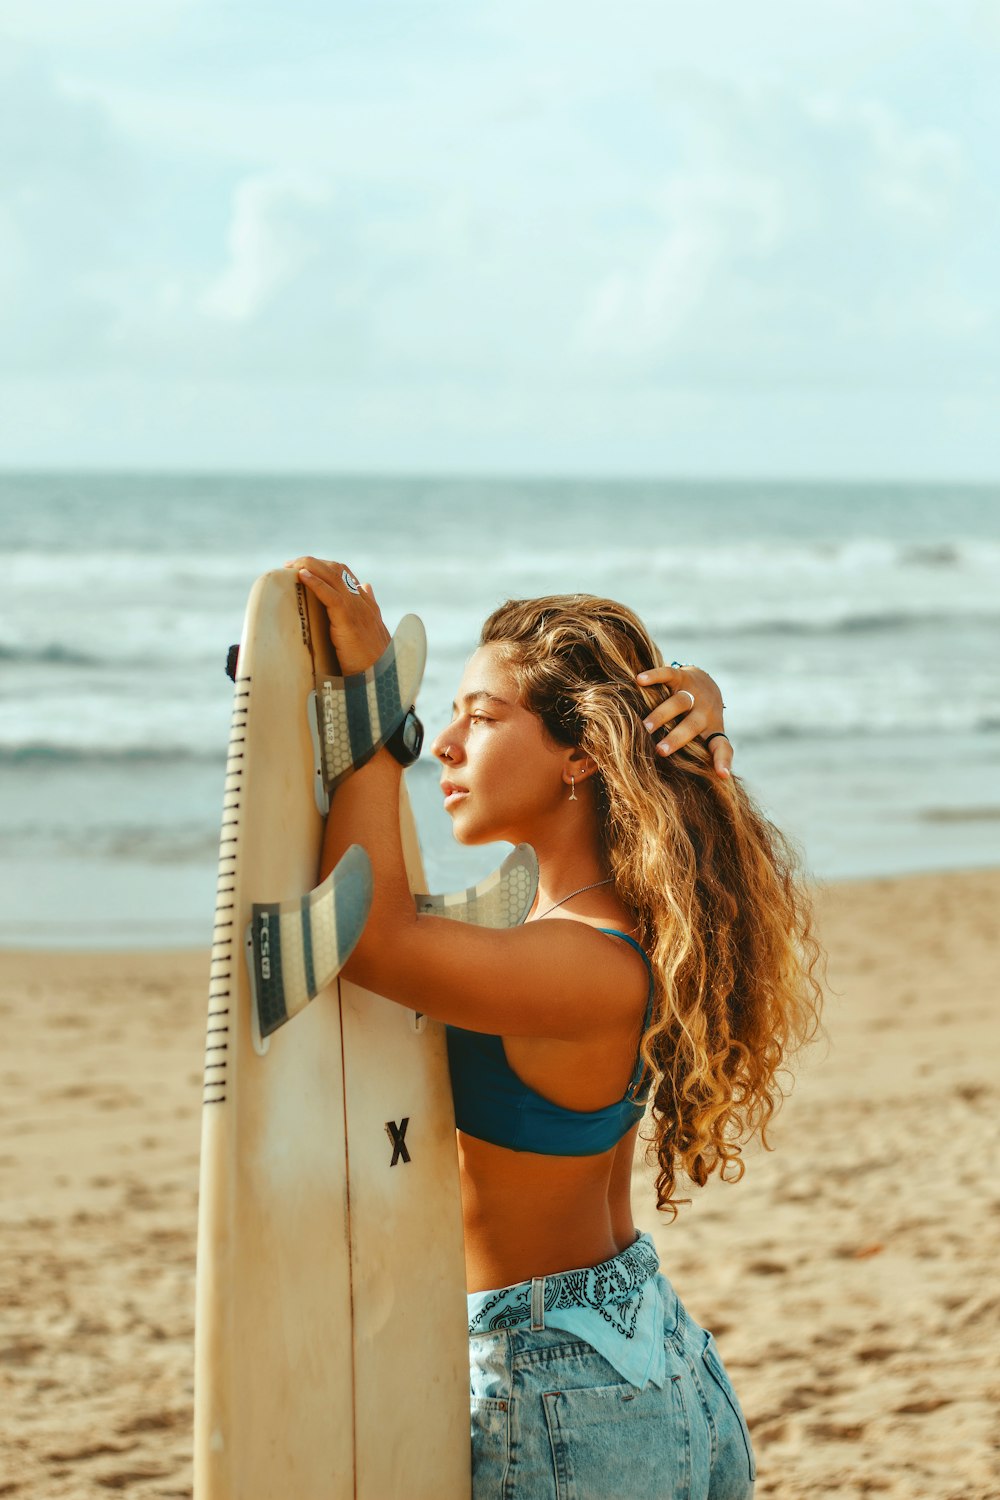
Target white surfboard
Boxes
[194,569,476,1500]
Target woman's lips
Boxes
[441,781,470,811]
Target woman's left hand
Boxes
[636,662,732,779]
[283,557,390,674]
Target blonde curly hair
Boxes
[480,593,824,1216]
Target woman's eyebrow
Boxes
[450,690,513,714]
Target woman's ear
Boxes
[563,747,596,786]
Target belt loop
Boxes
[530,1276,546,1331]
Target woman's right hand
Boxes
[635,662,732,779]
[284,557,390,675]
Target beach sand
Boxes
[1,869,998,1498]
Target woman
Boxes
[286,556,823,1500]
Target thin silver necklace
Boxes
[535,877,613,921]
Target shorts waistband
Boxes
[468,1231,663,1336]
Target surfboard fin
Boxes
[246,844,374,1044]
[308,614,427,812]
[414,844,539,927]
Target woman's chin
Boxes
[450,813,497,848]
[452,825,486,847]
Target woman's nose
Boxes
[431,723,464,764]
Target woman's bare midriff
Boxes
[457,911,650,1292]
[458,1120,642,1292]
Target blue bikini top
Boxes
[445,929,655,1157]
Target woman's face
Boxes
[430,644,569,845]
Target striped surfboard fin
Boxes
[247,843,374,1040]
[313,613,427,798]
[414,844,538,928]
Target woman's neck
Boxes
[522,803,608,920]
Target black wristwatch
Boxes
[385,707,424,767]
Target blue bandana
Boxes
[467,1232,669,1390]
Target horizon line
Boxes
[1,465,998,488]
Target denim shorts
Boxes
[468,1271,756,1500]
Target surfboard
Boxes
[193,568,535,1499]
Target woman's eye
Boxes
[470,714,492,725]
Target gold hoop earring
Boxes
[569,775,577,802]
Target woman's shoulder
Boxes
[547,912,644,948]
[539,916,653,991]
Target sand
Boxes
[1,869,998,1499]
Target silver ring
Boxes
[677,689,695,709]
[342,569,361,595]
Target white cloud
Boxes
[0,3,997,471]
[578,171,784,362]
[573,81,994,388]
[1,50,995,395]
[809,95,964,226]
[201,173,331,323]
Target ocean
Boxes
[2,473,998,947]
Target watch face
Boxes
[403,711,424,759]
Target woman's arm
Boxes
[318,746,646,1039]
[288,556,648,1039]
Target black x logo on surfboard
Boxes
[385,1118,411,1166]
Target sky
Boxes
[1,0,998,478]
